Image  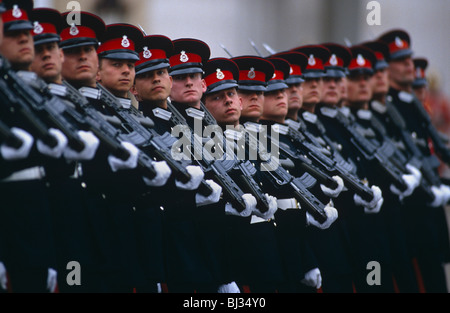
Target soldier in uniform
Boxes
[131,34,224,293]
[202,56,335,292]
[378,29,450,292]
[360,39,421,292]
[0,0,58,293]
[169,41,283,292]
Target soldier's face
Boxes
[371,68,389,96]
[321,77,342,106]
[61,45,99,88]
[97,58,136,98]
[0,29,34,70]
[204,87,242,127]
[170,72,206,108]
[286,83,303,113]
[133,67,172,103]
[347,73,373,105]
[238,89,264,122]
[262,88,288,123]
[302,77,323,104]
[31,41,64,84]
[388,56,415,87]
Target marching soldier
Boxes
[0,0,58,293]
[360,39,421,292]
[378,29,450,292]
[168,40,283,293]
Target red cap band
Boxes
[97,36,136,55]
[169,52,203,68]
[205,69,234,87]
[3,6,29,24]
[60,25,97,42]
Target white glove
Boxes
[37,128,68,158]
[439,184,450,205]
[320,175,345,198]
[429,185,446,208]
[306,203,338,230]
[47,268,57,293]
[217,281,241,293]
[365,197,383,214]
[406,163,422,182]
[63,130,100,161]
[225,193,257,217]
[108,141,139,172]
[175,165,204,190]
[252,193,278,220]
[142,161,172,187]
[1,127,34,160]
[0,261,7,290]
[390,173,420,200]
[301,268,322,289]
[354,185,383,214]
[196,179,222,206]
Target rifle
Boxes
[167,100,267,213]
[0,57,58,148]
[89,83,213,196]
[333,110,410,192]
[240,121,328,223]
[0,65,87,153]
[0,119,23,149]
[284,123,376,202]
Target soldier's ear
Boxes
[201,78,207,93]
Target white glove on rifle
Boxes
[301,268,322,289]
[429,185,446,208]
[225,193,257,217]
[354,185,384,214]
[196,179,222,206]
[47,268,57,293]
[175,165,204,191]
[406,163,422,182]
[320,175,345,198]
[251,193,278,220]
[63,130,100,161]
[0,261,7,290]
[306,203,338,230]
[439,184,450,205]
[0,127,34,160]
[108,141,139,172]
[217,281,241,293]
[37,128,68,158]
[142,161,172,187]
[390,172,420,201]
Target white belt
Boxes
[277,198,300,210]
[1,166,46,182]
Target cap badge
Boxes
[357,54,366,66]
[34,21,44,34]
[290,66,294,74]
[121,36,130,48]
[216,68,225,80]
[69,24,79,36]
[143,46,152,59]
[330,54,338,66]
[12,5,22,18]
[180,51,189,63]
[248,67,256,79]
[308,54,316,66]
[272,73,277,79]
[395,36,404,48]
